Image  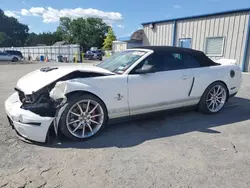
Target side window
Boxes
[181,53,201,69]
[130,53,165,74]
[1,52,8,56]
[130,52,201,74]
[164,53,185,70]
[164,52,201,70]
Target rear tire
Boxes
[198,82,228,114]
[59,94,108,141]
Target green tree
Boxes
[25,32,63,46]
[103,27,116,50]
[0,32,11,46]
[57,17,109,51]
[0,9,29,47]
[56,17,72,42]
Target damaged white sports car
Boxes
[5,46,242,143]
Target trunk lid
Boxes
[214,58,237,65]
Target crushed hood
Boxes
[16,65,114,94]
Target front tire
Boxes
[59,94,108,141]
[198,82,228,114]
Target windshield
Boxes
[96,50,146,74]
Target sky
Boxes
[1,0,250,39]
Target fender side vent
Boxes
[230,70,235,78]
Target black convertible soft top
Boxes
[134,46,219,67]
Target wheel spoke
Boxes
[207,98,213,102]
[72,122,82,132]
[216,99,222,104]
[87,123,93,132]
[91,114,103,118]
[70,111,81,117]
[82,124,86,136]
[85,100,90,113]
[217,90,223,96]
[213,87,216,95]
[215,100,220,107]
[77,103,84,114]
[218,88,225,96]
[69,119,80,125]
[212,102,216,111]
[216,86,221,95]
[89,104,99,114]
[208,101,213,108]
[90,119,101,125]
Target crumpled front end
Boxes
[5,92,54,143]
[5,67,111,143]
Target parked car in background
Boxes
[0,51,21,62]
[84,50,103,61]
[4,50,23,59]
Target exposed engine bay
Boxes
[15,68,111,117]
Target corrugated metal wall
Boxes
[175,12,249,64]
[142,11,250,69]
[143,22,174,46]
[245,34,250,71]
[112,41,127,52]
[112,41,142,52]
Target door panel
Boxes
[0,53,4,60]
[0,53,11,61]
[128,69,194,115]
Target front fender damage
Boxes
[49,80,93,139]
[49,81,69,138]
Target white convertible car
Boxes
[5,46,242,143]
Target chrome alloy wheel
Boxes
[206,85,227,113]
[66,100,104,138]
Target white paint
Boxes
[128,69,194,115]
[16,65,114,94]
[5,92,53,142]
[5,48,243,142]
[214,58,237,65]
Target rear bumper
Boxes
[5,92,54,143]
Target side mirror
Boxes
[135,64,155,74]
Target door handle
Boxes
[182,75,191,80]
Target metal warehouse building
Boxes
[142,8,250,72]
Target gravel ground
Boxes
[0,62,250,188]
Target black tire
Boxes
[59,93,108,141]
[198,82,228,114]
[12,57,18,62]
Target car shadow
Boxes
[44,97,250,149]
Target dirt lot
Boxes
[0,62,250,188]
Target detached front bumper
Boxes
[5,92,54,143]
